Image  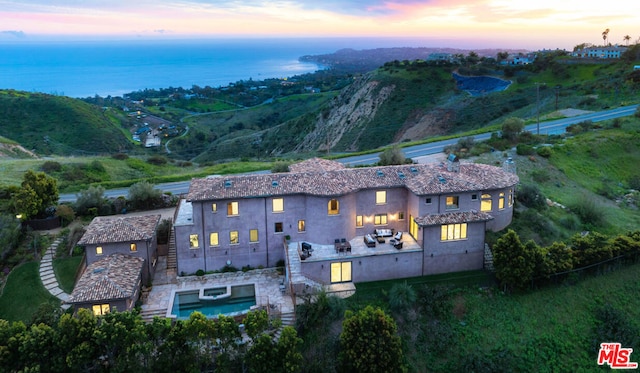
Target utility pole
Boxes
[535,82,545,135]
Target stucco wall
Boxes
[84,240,156,283]
[299,250,424,284]
[421,221,486,275]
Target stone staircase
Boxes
[140,308,167,323]
[279,310,296,327]
[167,227,177,270]
[484,243,494,271]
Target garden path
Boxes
[39,237,71,310]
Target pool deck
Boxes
[141,256,294,320]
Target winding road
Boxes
[59,104,638,203]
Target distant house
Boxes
[67,253,144,315]
[78,214,161,284]
[572,46,628,59]
[427,53,455,63]
[500,53,536,65]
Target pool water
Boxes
[169,284,256,319]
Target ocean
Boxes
[0,37,433,98]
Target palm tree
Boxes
[624,35,631,46]
[602,28,610,46]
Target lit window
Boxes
[275,222,283,233]
[376,190,387,204]
[92,304,110,316]
[130,243,137,252]
[330,262,352,283]
[272,198,284,213]
[440,223,468,241]
[297,220,305,232]
[227,202,239,216]
[374,214,388,225]
[189,234,199,248]
[445,196,459,210]
[356,215,363,227]
[481,194,492,212]
[499,192,505,210]
[328,199,339,215]
[425,197,432,204]
[250,229,258,242]
[211,203,217,213]
[209,232,219,246]
[509,189,514,207]
[230,231,239,245]
[398,211,405,221]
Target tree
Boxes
[602,28,610,46]
[496,51,509,63]
[338,306,405,373]
[12,170,59,220]
[501,117,525,141]
[0,213,22,261]
[75,185,106,216]
[624,35,631,46]
[128,181,163,210]
[492,230,536,291]
[379,145,406,166]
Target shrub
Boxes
[147,155,167,165]
[567,197,606,228]
[379,145,406,165]
[127,181,162,210]
[75,185,106,216]
[388,281,416,312]
[111,153,129,160]
[536,146,552,158]
[531,169,550,183]
[517,184,547,210]
[271,161,291,173]
[516,144,535,155]
[54,205,75,226]
[195,269,205,276]
[41,161,62,173]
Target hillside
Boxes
[186,53,640,162]
[0,90,133,156]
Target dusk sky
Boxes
[1,0,639,50]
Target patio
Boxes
[141,256,294,321]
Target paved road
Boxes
[59,104,638,203]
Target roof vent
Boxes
[224,180,233,188]
[376,170,384,177]
[438,175,447,184]
[93,268,105,274]
[409,166,418,174]
[397,171,405,179]
[272,180,279,187]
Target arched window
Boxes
[328,199,339,215]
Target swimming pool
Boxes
[167,284,257,319]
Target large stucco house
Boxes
[173,158,518,290]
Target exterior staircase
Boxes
[167,227,177,270]
[140,308,167,323]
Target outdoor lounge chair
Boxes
[394,231,403,241]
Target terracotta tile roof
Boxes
[288,158,345,173]
[187,162,519,201]
[78,215,161,245]
[414,210,493,226]
[68,254,143,304]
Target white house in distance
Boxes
[572,46,628,59]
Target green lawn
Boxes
[0,262,60,323]
[53,256,83,294]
